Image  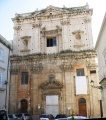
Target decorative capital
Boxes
[60,64,74,71]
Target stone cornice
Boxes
[13,10,92,23]
[10,50,96,62]
[12,4,92,23]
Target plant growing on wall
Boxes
[71,109,74,120]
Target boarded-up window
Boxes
[21,72,28,84]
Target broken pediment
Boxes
[39,80,63,90]
[37,5,67,16]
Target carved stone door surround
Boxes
[39,77,63,113]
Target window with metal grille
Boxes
[21,72,28,84]
[76,68,85,76]
[47,38,56,47]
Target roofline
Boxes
[95,13,106,50]
[12,4,92,20]
[0,34,12,50]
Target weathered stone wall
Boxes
[10,5,101,119]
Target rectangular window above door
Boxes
[76,68,85,76]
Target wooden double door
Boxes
[78,98,87,117]
[20,99,28,113]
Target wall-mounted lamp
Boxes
[90,80,103,90]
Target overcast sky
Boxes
[0,0,106,45]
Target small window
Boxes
[21,72,28,84]
[47,38,56,47]
[90,70,96,74]
[76,68,84,76]
[0,48,3,61]
[0,72,3,86]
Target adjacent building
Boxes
[0,34,12,112]
[10,4,101,119]
[95,13,106,117]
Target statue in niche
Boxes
[23,39,28,49]
[76,31,81,40]
[49,74,55,83]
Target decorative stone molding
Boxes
[39,80,63,90]
[86,63,97,70]
[49,74,55,83]
[21,36,31,51]
[10,68,19,74]
[72,30,84,35]
[32,23,42,28]
[60,20,70,25]
[84,18,91,23]
[56,25,62,35]
[60,64,74,71]
[21,36,31,47]
[20,49,30,52]
[30,63,43,73]
[41,26,62,37]
[72,30,84,48]
[21,36,31,42]
[13,26,21,30]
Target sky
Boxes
[0,0,106,45]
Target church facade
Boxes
[9,4,101,119]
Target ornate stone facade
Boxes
[10,4,101,119]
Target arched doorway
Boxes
[20,99,28,113]
[78,98,87,116]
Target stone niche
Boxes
[20,36,31,53]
